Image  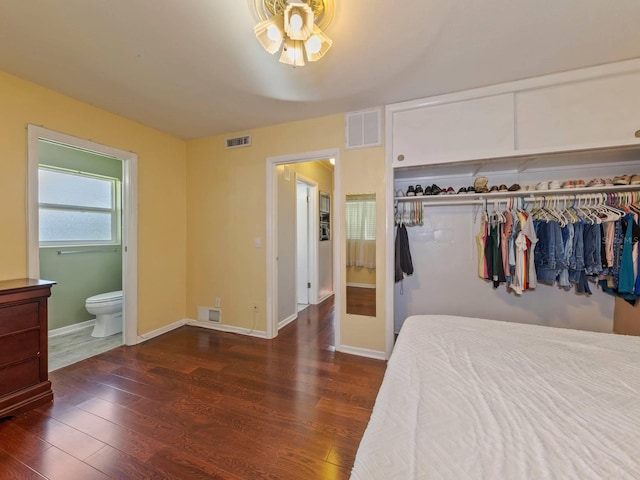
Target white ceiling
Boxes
[1,0,639,139]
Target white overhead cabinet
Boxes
[391,94,515,168]
[515,71,640,152]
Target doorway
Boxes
[26,125,138,368]
[296,177,317,311]
[266,148,341,343]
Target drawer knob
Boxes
[397,154,405,161]
[635,130,640,138]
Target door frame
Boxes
[266,148,340,343]
[26,125,139,346]
[295,174,319,307]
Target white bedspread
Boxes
[351,315,640,479]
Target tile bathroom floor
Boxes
[49,326,122,371]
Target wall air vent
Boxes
[345,108,382,149]
[197,306,221,323]
[225,134,252,149]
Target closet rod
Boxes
[395,184,640,206]
[395,191,640,208]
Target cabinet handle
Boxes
[397,154,405,161]
[635,130,640,138]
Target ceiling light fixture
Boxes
[253,0,335,67]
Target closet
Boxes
[385,59,640,339]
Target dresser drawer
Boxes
[0,302,39,335]
[0,357,40,396]
[0,330,40,366]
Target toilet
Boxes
[85,290,123,337]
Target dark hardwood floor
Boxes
[0,297,387,479]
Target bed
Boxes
[351,315,640,479]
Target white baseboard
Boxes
[346,283,376,289]
[315,291,335,303]
[185,319,268,339]
[278,313,298,330]
[136,319,186,344]
[48,319,96,337]
[336,344,387,360]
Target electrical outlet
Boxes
[215,297,221,308]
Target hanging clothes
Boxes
[476,215,488,279]
[394,224,414,283]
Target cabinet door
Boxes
[392,93,515,167]
[516,71,640,151]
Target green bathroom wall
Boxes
[38,140,123,331]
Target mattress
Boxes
[351,315,640,479]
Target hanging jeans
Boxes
[557,223,573,290]
[535,221,565,285]
[584,223,602,276]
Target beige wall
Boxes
[0,67,386,353]
[0,70,187,335]
[186,115,386,353]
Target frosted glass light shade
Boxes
[254,15,284,54]
[304,25,332,61]
[284,2,314,41]
[279,37,305,66]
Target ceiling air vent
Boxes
[225,134,252,149]
[345,108,382,150]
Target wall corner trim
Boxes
[336,345,387,361]
[136,319,187,344]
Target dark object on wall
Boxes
[395,224,414,282]
[320,191,331,241]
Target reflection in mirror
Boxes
[345,194,376,316]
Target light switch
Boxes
[254,237,262,248]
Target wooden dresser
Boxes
[0,278,55,418]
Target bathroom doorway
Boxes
[26,126,138,370]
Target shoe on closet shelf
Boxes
[613,175,631,185]
[507,184,521,192]
[457,187,467,194]
[631,175,640,185]
[445,187,455,195]
[473,176,488,191]
[431,184,442,195]
[575,179,586,188]
[467,186,476,194]
[604,178,614,186]
[535,181,549,190]
[406,185,415,196]
[489,186,499,193]
[414,184,424,196]
[587,178,604,187]
[424,185,433,195]
[561,180,576,189]
[498,184,508,192]
[395,189,405,197]
[549,180,561,190]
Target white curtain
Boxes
[346,195,376,268]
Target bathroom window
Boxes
[38,167,121,246]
